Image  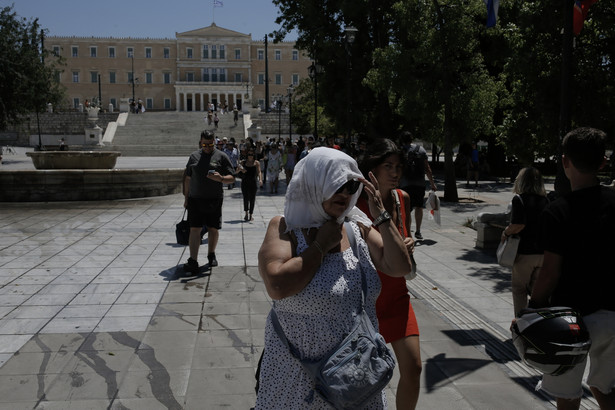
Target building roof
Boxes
[176,23,250,38]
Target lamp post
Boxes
[308,62,323,140]
[344,26,358,149]
[274,94,282,142]
[287,84,293,142]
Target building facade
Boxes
[47,23,309,112]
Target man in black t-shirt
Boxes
[183,131,235,274]
[530,127,615,409]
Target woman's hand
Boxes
[359,171,386,219]
[404,236,415,254]
[314,219,343,253]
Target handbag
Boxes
[175,209,207,245]
[392,189,417,280]
[175,210,190,245]
[497,235,520,268]
[270,222,396,409]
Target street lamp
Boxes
[308,62,323,140]
[287,84,293,142]
[344,26,358,149]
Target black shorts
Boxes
[187,197,223,230]
[401,186,426,210]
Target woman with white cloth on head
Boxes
[256,147,412,409]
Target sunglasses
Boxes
[335,180,361,195]
[202,143,215,147]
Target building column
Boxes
[176,90,180,112]
[200,93,204,112]
[183,93,188,112]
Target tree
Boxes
[0,6,64,130]
[289,78,337,137]
[366,0,499,201]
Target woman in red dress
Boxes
[358,138,422,409]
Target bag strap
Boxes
[182,209,187,221]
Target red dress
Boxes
[357,190,419,343]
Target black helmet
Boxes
[511,307,591,376]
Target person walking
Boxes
[358,139,422,409]
[529,127,615,410]
[182,131,235,274]
[255,147,411,408]
[237,150,262,221]
[399,131,437,240]
[266,142,283,194]
[501,167,549,317]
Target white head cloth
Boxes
[283,147,372,232]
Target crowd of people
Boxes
[181,127,613,410]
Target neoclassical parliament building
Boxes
[47,23,310,112]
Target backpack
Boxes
[405,144,425,180]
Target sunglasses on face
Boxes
[335,180,361,195]
[202,143,215,147]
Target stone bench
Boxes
[475,211,509,249]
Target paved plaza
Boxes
[0,152,599,409]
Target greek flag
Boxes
[214,0,223,7]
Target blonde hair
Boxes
[513,167,546,196]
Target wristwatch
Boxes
[373,210,392,227]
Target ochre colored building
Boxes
[47,24,309,112]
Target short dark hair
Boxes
[398,131,413,145]
[562,127,606,173]
[200,130,215,141]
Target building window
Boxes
[202,45,209,59]
[90,46,97,57]
[145,47,152,58]
[187,48,193,59]
[73,98,80,108]
[211,45,217,59]
[52,46,60,56]
[235,49,241,60]
[219,45,225,59]
[234,72,242,82]
[90,71,98,83]
[292,50,298,60]
[71,46,78,57]
[257,49,264,60]
[110,72,116,84]
[186,72,194,81]
[292,73,299,85]
[127,47,134,58]
[145,72,152,84]
[128,72,134,83]
[164,47,170,58]
[164,98,171,109]
[211,68,218,82]
[110,98,117,109]
[202,68,209,82]
[72,71,79,83]
[220,69,226,82]
[163,72,171,84]
[275,50,281,60]
[258,73,265,85]
[109,47,115,58]
[146,98,153,109]
[275,73,282,85]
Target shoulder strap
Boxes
[391,190,408,237]
[344,221,367,309]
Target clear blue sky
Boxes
[3,0,296,41]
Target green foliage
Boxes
[0,6,65,130]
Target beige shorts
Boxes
[539,309,615,398]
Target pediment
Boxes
[176,23,250,38]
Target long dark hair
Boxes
[358,138,403,177]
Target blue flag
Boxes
[214,0,223,7]
[485,0,499,28]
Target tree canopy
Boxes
[272,0,614,200]
[0,6,64,130]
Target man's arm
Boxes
[424,158,437,191]
[529,251,563,308]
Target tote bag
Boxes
[497,235,520,268]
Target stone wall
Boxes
[0,112,119,146]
